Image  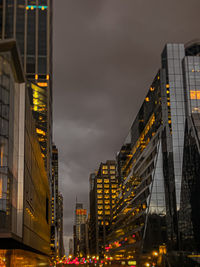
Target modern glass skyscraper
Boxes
[105,41,200,263]
[0,0,53,174]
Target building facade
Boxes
[57,192,65,258]
[89,160,118,258]
[50,144,59,256]
[0,0,53,175]
[0,40,50,265]
[105,41,200,263]
[73,203,87,257]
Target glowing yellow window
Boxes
[105,211,110,215]
[97,184,102,188]
[112,184,117,188]
[98,216,103,220]
[97,195,103,198]
[102,170,108,174]
[105,200,110,204]
[98,200,103,204]
[105,205,110,209]
[190,90,200,99]
[112,190,116,194]
[104,195,109,199]
[104,184,109,188]
[98,205,103,209]
[112,195,116,198]
[110,171,115,174]
[104,189,109,194]
[104,179,109,183]
[97,189,103,194]
[145,97,149,102]
[97,179,102,183]
[105,221,109,225]
[98,210,103,215]
[102,165,108,169]
[111,175,115,179]
[110,166,115,170]
[112,200,115,204]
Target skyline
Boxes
[52,0,200,248]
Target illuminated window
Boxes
[98,216,103,220]
[166,84,170,88]
[104,184,109,188]
[105,211,110,215]
[104,195,109,199]
[97,179,102,183]
[104,189,109,194]
[110,171,115,174]
[112,190,116,194]
[97,189,103,194]
[103,170,108,174]
[98,200,103,204]
[105,221,109,225]
[150,87,154,91]
[97,184,102,188]
[112,184,117,188]
[98,205,103,210]
[97,195,103,198]
[102,165,108,169]
[111,175,115,179]
[190,90,200,99]
[105,205,110,209]
[112,200,115,204]
[105,200,110,204]
[110,165,115,170]
[98,210,103,215]
[104,179,109,183]
[112,195,116,199]
[192,107,200,113]
[145,97,149,102]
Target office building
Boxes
[89,160,118,258]
[0,0,53,174]
[0,40,50,265]
[57,192,65,258]
[73,203,87,257]
[105,41,200,263]
[50,144,59,256]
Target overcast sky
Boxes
[53,0,200,253]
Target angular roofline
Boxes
[0,39,25,83]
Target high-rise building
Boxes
[105,41,200,264]
[57,192,65,258]
[0,0,53,174]
[51,144,59,256]
[73,203,87,257]
[0,39,50,265]
[89,160,118,258]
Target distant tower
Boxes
[73,203,87,256]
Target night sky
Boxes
[53,0,200,252]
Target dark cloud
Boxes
[53,0,200,252]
